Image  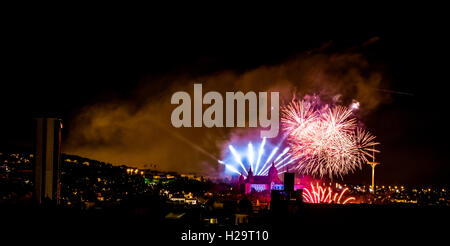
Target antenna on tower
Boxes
[367,146,380,193]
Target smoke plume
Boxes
[65,48,389,176]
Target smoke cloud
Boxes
[64,48,389,176]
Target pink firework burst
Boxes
[281,97,379,179]
[303,183,356,204]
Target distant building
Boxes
[238,162,283,194]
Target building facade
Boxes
[238,162,283,194]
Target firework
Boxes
[303,183,356,204]
[281,97,379,179]
[219,137,294,177]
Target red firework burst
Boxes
[281,97,379,179]
[303,183,356,204]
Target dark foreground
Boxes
[1,204,449,245]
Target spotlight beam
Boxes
[257,147,278,175]
[262,154,291,175]
[228,145,248,175]
[248,143,254,171]
[274,147,290,163]
[254,138,266,174]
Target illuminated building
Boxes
[238,162,282,193]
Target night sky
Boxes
[2,12,449,186]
